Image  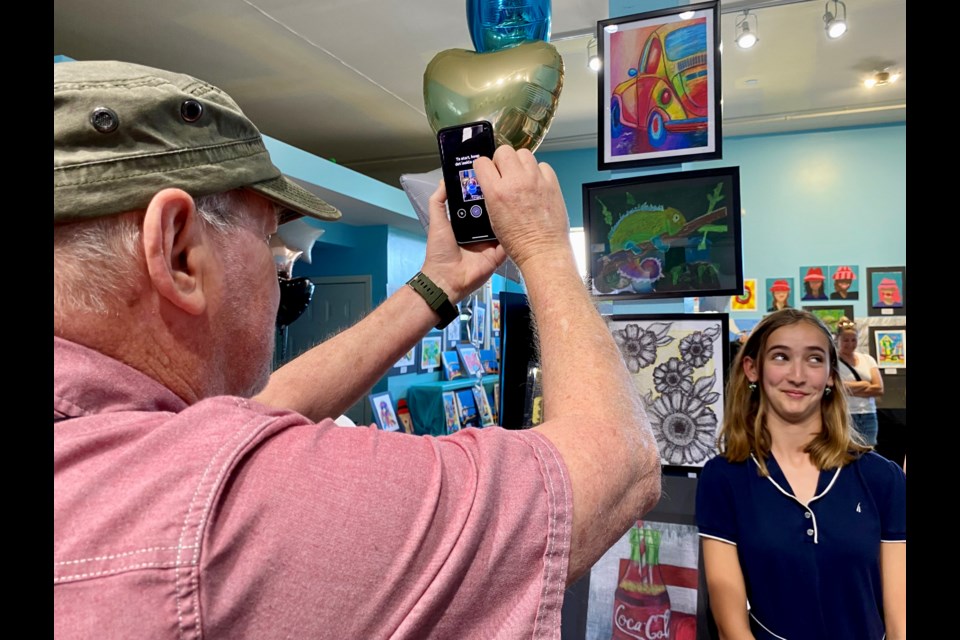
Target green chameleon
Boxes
[608,206,687,253]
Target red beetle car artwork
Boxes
[610,19,710,151]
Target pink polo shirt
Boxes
[54,337,573,639]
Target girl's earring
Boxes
[748,382,758,392]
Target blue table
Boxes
[406,375,499,436]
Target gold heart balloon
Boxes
[423,40,564,153]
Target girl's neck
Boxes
[768,416,821,463]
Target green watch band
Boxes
[407,271,459,329]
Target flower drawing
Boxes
[647,391,718,465]
[613,322,674,373]
[653,357,694,394]
[678,324,721,368]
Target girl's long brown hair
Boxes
[720,309,870,475]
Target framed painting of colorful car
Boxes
[597,1,722,170]
[583,166,743,301]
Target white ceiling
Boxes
[53,0,906,190]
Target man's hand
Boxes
[473,146,572,270]
[420,181,506,303]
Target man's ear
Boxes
[742,355,759,384]
[142,189,209,315]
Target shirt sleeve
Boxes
[871,453,906,542]
[200,419,572,640]
[695,457,739,545]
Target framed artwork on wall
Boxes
[389,344,418,376]
[765,277,795,312]
[368,392,401,431]
[869,326,906,371]
[606,313,728,470]
[418,332,443,373]
[730,278,757,311]
[583,166,743,301]
[798,265,830,302]
[586,519,701,640]
[827,264,860,301]
[802,305,854,334]
[597,1,722,171]
[866,266,906,316]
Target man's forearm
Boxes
[526,247,661,582]
[254,286,439,421]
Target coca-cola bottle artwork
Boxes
[611,522,672,640]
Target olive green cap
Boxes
[53,60,342,224]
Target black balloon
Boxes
[276,277,315,328]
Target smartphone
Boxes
[437,120,497,245]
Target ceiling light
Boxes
[824,0,847,39]
[735,11,758,49]
[587,37,601,72]
[679,11,695,20]
[864,69,901,88]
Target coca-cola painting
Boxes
[586,520,700,640]
[606,314,728,469]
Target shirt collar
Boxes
[54,336,187,420]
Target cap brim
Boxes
[249,175,342,223]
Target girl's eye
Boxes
[770,352,787,361]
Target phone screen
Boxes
[437,121,497,245]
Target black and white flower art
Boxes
[608,314,728,468]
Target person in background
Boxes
[835,317,884,445]
[696,309,905,640]
[54,61,661,638]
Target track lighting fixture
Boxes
[735,11,758,49]
[824,0,847,39]
[587,36,601,72]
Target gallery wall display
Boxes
[866,266,906,316]
[869,326,907,371]
[597,0,722,170]
[730,278,756,311]
[583,167,743,301]
[369,392,401,431]
[765,277,795,312]
[802,305,854,334]
[606,313,728,470]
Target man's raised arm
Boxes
[474,147,662,584]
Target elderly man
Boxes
[54,61,661,638]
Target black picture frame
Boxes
[606,313,729,473]
[583,166,743,301]
[802,305,854,334]
[868,325,907,373]
[597,0,722,171]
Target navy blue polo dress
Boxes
[696,451,906,640]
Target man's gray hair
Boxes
[53,189,257,320]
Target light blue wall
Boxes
[536,123,906,320]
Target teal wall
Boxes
[536,123,907,320]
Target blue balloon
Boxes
[467,0,552,53]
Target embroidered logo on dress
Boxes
[856,502,862,513]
